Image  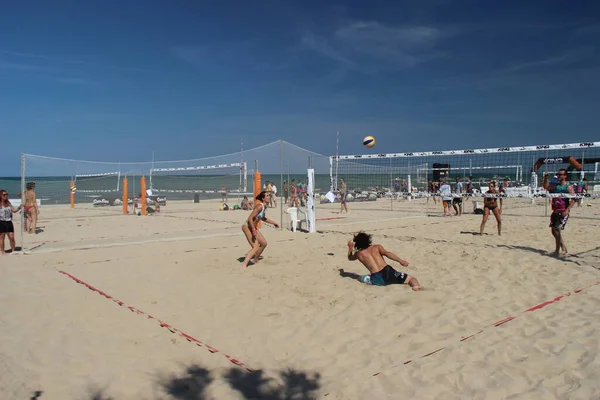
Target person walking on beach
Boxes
[428,179,437,204]
[339,178,348,214]
[283,180,289,205]
[289,180,299,207]
[221,185,228,204]
[439,179,452,216]
[543,169,575,257]
[480,181,502,236]
[24,182,39,234]
[241,191,279,268]
[0,190,22,254]
[347,231,421,290]
[452,176,464,216]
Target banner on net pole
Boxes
[307,168,316,233]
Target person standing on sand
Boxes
[347,231,421,290]
[480,181,502,236]
[0,189,22,254]
[240,191,279,268]
[439,179,452,216]
[24,182,39,234]
[452,176,464,216]
[543,169,575,257]
[339,178,348,214]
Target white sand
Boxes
[1,198,599,399]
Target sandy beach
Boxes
[1,197,599,399]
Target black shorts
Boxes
[370,265,408,286]
[0,220,14,233]
[453,198,462,205]
[550,211,569,230]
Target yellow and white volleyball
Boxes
[363,135,376,148]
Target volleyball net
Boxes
[19,140,327,213]
[309,141,600,217]
[17,139,600,241]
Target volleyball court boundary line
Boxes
[372,279,600,377]
[57,270,254,372]
[27,232,240,254]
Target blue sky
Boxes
[1,0,599,175]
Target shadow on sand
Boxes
[494,244,583,265]
[338,268,361,281]
[156,363,321,400]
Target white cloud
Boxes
[0,49,156,73]
[301,21,447,70]
[171,45,212,69]
[502,47,596,74]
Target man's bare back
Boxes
[351,243,408,274]
[347,232,420,290]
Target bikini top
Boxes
[255,203,265,220]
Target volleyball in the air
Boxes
[363,135,376,148]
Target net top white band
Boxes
[333,141,600,160]
[150,162,246,173]
[75,172,120,177]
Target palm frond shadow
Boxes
[155,363,321,400]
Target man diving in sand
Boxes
[347,231,421,291]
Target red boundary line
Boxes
[372,280,600,376]
[58,270,253,372]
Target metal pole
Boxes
[335,129,339,191]
[389,157,393,210]
[116,162,121,192]
[280,141,284,231]
[329,157,334,192]
[20,154,26,252]
[544,150,548,217]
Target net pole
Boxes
[407,160,412,202]
[516,154,520,183]
[389,157,393,210]
[425,162,429,217]
[70,181,75,208]
[239,139,243,208]
[122,177,129,215]
[141,177,147,216]
[20,154,25,253]
[131,173,136,215]
[280,141,283,231]
[329,157,334,192]
[150,152,154,190]
[117,163,121,192]
[544,150,549,217]
[335,129,339,192]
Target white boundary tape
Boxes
[25,232,240,254]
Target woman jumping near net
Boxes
[480,181,502,236]
[241,191,279,268]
